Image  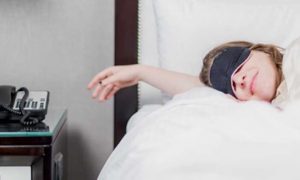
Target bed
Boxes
[103,0,300,179]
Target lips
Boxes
[250,72,258,95]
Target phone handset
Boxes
[0,87,39,125]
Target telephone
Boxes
[0,85,49,126]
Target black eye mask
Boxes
[210,47,251,97]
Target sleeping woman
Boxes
[87,41,286,107]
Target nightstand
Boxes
[0,108,67,180]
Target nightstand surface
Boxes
[0,108,67,146]
[0,108,66,137]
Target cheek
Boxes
[235,89,250,101]
[255,71,277,100]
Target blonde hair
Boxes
[200,41,284,87]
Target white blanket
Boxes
[98,88,300,180]
[98,39,300,180]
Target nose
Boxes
[232,73,246,89]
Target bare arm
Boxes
[87,64,204,101]
[138,65,203,95]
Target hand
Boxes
[87,65,140,101]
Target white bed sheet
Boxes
[126,104,162,133]
[98,86,300,180]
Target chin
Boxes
[256,88,275,102]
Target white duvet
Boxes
[98,39,300,180]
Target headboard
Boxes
[114,0,300,147]
[114,0,138,147]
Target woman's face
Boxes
[231,50,280,102]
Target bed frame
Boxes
[114,0,139,147]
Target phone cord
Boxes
[17,87,39,126]
[0,88,27,115]
[0,105,22,115]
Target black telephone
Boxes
[0,85,49,126]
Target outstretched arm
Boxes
[87,64,204,101]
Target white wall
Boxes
[0,0,114,179]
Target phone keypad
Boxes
[13,91,48,111]
[16,100,20,109]
[32,101,38,109]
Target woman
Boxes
[87,41,284,104]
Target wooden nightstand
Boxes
[0,108,67,180]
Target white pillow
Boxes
[153,0,300,76]
[282,37,300,102]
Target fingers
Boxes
[106,86,120,100]
[92,84,104,99]
[100,74,118,86]
[98,84,114,101]
[91,83,119,102]
[87,67,114,90]
[88,68,119,102]
[88,65,134,102]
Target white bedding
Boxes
[98,92,300,179]
[126,104,162,132]
[98,39,300,180]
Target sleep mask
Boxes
[210,47,251,97]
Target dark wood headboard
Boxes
[114,0,139,147]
